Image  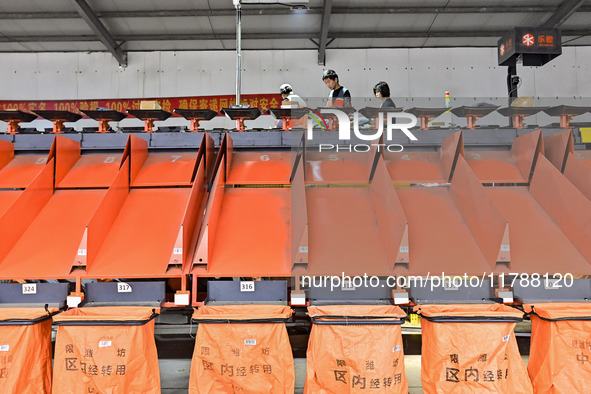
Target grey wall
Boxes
[1,47,590,130]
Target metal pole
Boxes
[507,64,518,103]
[235,1,242,106]
[507,64,518,127]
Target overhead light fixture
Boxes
[239,0,309,7]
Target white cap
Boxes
[280,83,293,94]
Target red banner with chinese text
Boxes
[0,94,281,116]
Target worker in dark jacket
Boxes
[373,81,396,108]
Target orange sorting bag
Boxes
[0,308,57,394]
[305,305,408,393]
[189,305,294,393]
[524,302,591,393]
[52,306,160,394]
[414,304,532,393]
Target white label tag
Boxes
[497,291,513,304]
[244,339,257,346]
[500,244,510,252]
[240,281,255,292]
[67,296,82,308]
[299,246,308,253]
[545,279,561,290]
[77,249,87,256]
[22,283,37,295]
[173,248,183,255]
[393,345,401,352]
[443,284,459,291]
[393,292,409,305]
[502,335,511,342]
[399,246,409,253]
[341,281,356,291]
[290,292,306,306]
[174,293,190,306]
[0,345,9,352]
[117,283,132,293]
[99,341,112,348]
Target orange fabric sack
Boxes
[190,305,294,393]
[524,302,591,393]
[52,306,160,394]
[415,304,532,393]
[305,305,408,393]
[0,308,56,394]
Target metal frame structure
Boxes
[1,1,590,55]
[68,0,127,66]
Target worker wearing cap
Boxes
[280,83,306,108]
[277,83,307,129]
[323,70,352,107]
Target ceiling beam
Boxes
[540,0,586,28]
[4,29,591,43]
[3,6,591,19]
[318,0,332,65]
[68,0,127,66]
[4,40,589,53]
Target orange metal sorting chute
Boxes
[0,136,118,279]
[0,133,211,280]
[291,146,309,269]
[191,133,293,277]
[370,155,409,271]
[449,157,511,269]
[432,127,591,274]
[467,130,591,275]
[466,129,543,183]
[384,130,463,184]
[543,129,573,172]
[0,140,49,189]
[576,150,591,170]
[396,186,491,275]
[544,129,591,201]
[388,133,492,275]
[306,186,392,275]
[0,139,49,218]
[0,139,54,276]
[481,152,591,275]
[0,140,12,170]
[87,134,211,278]
[0,140,21,217]
[57,152,124,188]
[300,148,409,276]
[563,149,591,201]
[227,151,292,185]
[486,185,590,274]
[385,151,447,184]
[131,150,198,187]
[306,151,374,184]
[528,155,591,272]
